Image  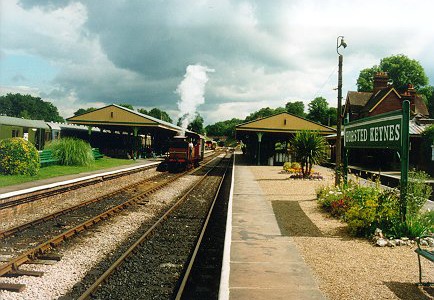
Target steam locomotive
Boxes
[166,135,204,172]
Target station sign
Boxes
[342,101,410,222]
[344,110,402,149]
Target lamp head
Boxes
[340,38,347,48]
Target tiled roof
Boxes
[346,91,372,107]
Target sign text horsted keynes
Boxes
[342,101,410,222]
[344,110,402,149]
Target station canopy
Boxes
[0,115,49,130]
[66,104,195,137]
[236,112,336,139]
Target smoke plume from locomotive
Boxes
[176,64,214,134]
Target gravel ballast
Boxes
[0,174,201,300]
[249,165,433,300]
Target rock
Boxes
[376,238,388,247]
[374,228,384,238]
[401,237,409,241]
[426,237,434,247]
[420,239,429,247]
[387,240,396,247]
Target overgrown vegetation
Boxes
[44,138,94,166]
[317,171,433,239]
[0,137,39,176]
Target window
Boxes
[12,129,19,137]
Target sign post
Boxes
[400,100,410,222]
[343,100,410,221]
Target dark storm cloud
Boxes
[82,1,293,78]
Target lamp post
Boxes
[335,36,347,186]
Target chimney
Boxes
[373,72,389,94]
[401,83,416,113]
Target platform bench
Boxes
[415,235,434,286]
[92,148,103,159]
[39,149,60,167]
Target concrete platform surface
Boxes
[220,156,325,300]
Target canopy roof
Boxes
[66,104,197,136]
[0,115,49,129]
[236,112,336,136]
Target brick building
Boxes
[343,72,433,174]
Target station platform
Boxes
[220,154,324,300]
[0,158,161,199]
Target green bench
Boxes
[39,149,60,167]
[415,235,434,286]
[92,148,103,159]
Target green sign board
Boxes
[342,101,410,222]
[344,110,402,149]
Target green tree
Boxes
[327,107,337,127]
[188,114,205,134]
[73,107,97,116]
[290,130,327,178]
[357,55,429,93]
[0,93,64,122]
[419,86,434,118]
[147,108,173,123]
[307,97,329,125]
[357,66,381,92]
[118,103,134,110]
[244,107,285,122]
[205,118,243,138]
[285,101,306,117]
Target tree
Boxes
[285,101,306,117]
[188,114,205,134]
[327,107,337,127]
[427,89,434,118]
[419,85,434,117]
[73,107,97,116]
[147,108,173,123]
[0,93,64,122]
[290,130,327,178]
[205,118,243,138]
[244,107,286,122]
[307,97,329,125]
[357,66,381,92]
[118,103,134,110]
[357,55,429,93]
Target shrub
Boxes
[290,131,327,178]
[406,170,433,216]
[392,211,434,239]
[317,179,401,237]
[45,138,94,166]
[0,137,39,175]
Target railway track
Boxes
[74,154,232,299]
[0,152,221,292]
[0,163,159,210]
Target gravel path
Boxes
[250,165,433,300]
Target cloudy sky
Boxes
[1,0,434,125]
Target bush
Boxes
[45,138,94,166]
[406,170,433,216]
[392,211,434,239]
[0,137,39,175]
[317,180,401,237]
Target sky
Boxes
[1,0,434,125]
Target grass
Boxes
[0,158,138,188]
